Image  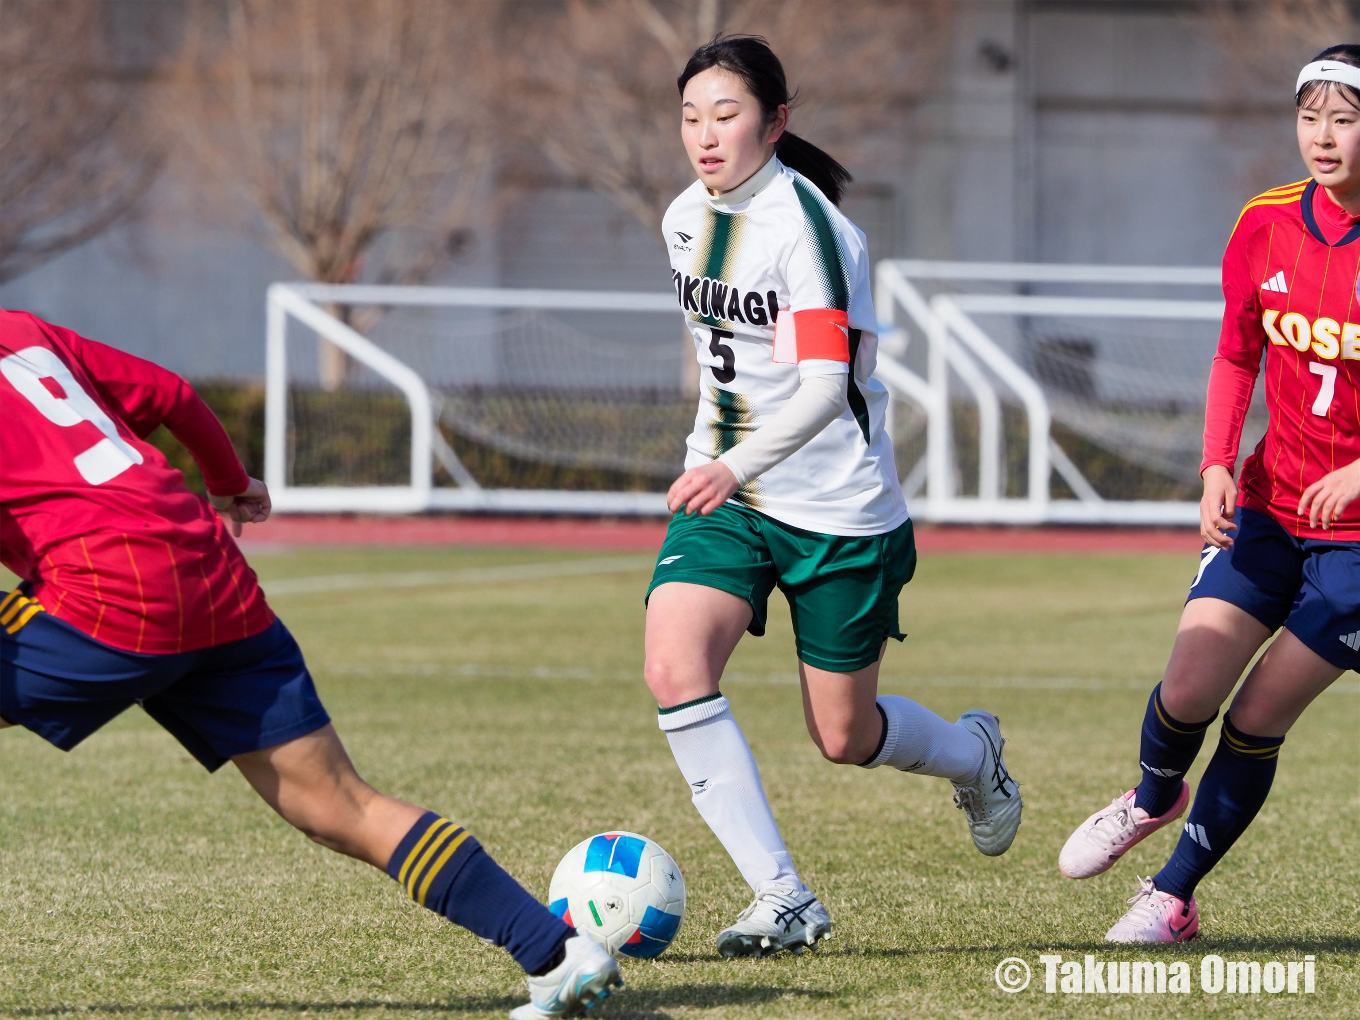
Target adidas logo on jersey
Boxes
[1339,630,1360,651]
[1261,270,1288,293]
[1184,821,1211,850]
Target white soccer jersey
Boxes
[662,157,908,536]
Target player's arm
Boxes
[669,231,852,516]
[671,370,849,516]
[54,324,268,531]
[1199,222,1265,548]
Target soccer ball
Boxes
[548,831,686,959]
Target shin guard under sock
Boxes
[1153,715,1283,902]
[386,812,572,975]
[1135,683,1216,818]
[659,693,802,895]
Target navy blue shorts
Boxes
[1188,506,1360,671]
[0,599,330,771]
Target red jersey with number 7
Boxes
[1203,178,1360,539]
[1,310,273,653]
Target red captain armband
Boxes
[772,308,851,365]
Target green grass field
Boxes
[0,546,1355,1019]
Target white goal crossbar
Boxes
[264,265,1224,524]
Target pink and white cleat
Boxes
[1105,877,1199,943]
[1058,783,1189,880]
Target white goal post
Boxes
[264,282,676,515]
[876,260,1224,525]
[263,263,1225,524]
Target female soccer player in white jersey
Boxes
[644,36,1023,958]
[1058,46,1360,943]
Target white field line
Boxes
[316,661,1360,695]
[260,555,654,596]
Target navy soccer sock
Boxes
[386,812,573,975]
[1134,683,1216,818]
[1152,716,1283,902]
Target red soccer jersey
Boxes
[1203,178,1360,540]
[0,310,273,653]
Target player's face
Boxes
[681,68,787,194]
[1297,86,1360,201]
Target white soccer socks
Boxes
[659,694,803,896]
[659,694,985,893]
[860,695,986,784]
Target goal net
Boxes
[265,284,691,514]
[265,267,1238,523]
[876,262,1250,524]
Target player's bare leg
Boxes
[1061,596,1271,880]
[234,725,618,1012]
[646,581,830,956]
[798,650,885,765]
[1159,597,1272,723]
[232,724,424,868]
[1227,627,1343,736]
[829,651,1022,856]
[644,581,749,706]
[1107,626,1343,943]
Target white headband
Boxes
[1296,60,1360,96]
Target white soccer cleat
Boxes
[951,710,1022,856]
[1105,876,1200,943]
[716,884,832,958]
[509,935,623,1019]
[1059,783,1189,880]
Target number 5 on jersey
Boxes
[2,346,144,484]
[708,327,736,384]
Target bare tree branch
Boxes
[515,0,956,231]
[0,0,162,284]
[167,0,494,285]
[1213,0,1357,93]
[163,0,500,385]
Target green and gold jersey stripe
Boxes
[792,177,849,311]
[707,386,762,507]
[692,208,746,329]
[708,385,757,456]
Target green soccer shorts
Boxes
[646,503,917,673]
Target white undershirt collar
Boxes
[704,155,781,211]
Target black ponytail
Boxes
[677,35,852,206]
[1297,44,1360,109]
